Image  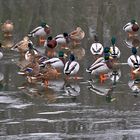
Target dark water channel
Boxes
[0,0,140,139]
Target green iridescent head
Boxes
[40,21,47,27]
[58,51,64,57]
[104,53,110,60]
[104,47,110,53]
[131,19,136,24]
[111,36,116,45]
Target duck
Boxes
[90,35,104,58]
[1,20,14,37]
[86,47,117,83]
[41,51,65,71]
[24,43,39,61]
[11,36,33,54]
[18,57,40,78]
[28,22,51,45]
[123,19,139,37]
[109,37,121,59]
[54,32,70,49]
[69,27,85,46]
[64,54,80,78]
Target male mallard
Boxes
[86,47,116,82]
[28,22,51,45]
[90,35,104,58]
[110,37,121,59]
[1,20,14,37]
[64,54,80,77]
[12,36,33,54]
[54,32,70,48]
[123,19,139,37]
[41,51,65,71]
[25,43,39,61]
[127,47,140,69]
[28,22,50,37]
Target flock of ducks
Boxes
[0,19,140,100]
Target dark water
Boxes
[0,0,140,139]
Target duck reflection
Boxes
[128,79,140,95]
[18,82,58,103]
[108,69,121,85]
[87,80,116,103]
[70,46,85,61]
[45,79,65,92]
[0,72,4,91]
[124,36,140,49]
[63,81,80,97]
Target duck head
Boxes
[63,32,69,38]
[131,19,136,24]
[40,21,50,34]
[69,54,75,61]
[132,47,137,55]
[131,19,139,32]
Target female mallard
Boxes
[12,36,33,54]
[69,27,85,46]
[64,54,80,77]
[90,35,104,58]
[110,37,121,59]
[25,43,39,61]
[123,19,139,37]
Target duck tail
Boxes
[28,33,34,37]
[86,68,91,73]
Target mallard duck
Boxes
[18,57,40,77]
[44,36,57,49]
[54,32,70,48]
[0,43,3,60]
[28,22,51,45]
[69,27,85,46]
[86,47,117,82]
[64,54,80,77]
[28,22,50,37]
[25,43,39,61]
[123,19,139,37]
[90,35,104,57]
[1,20,14,37]
[109,37,121,59]
[41,51,65,71]
[12,36,33,54]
